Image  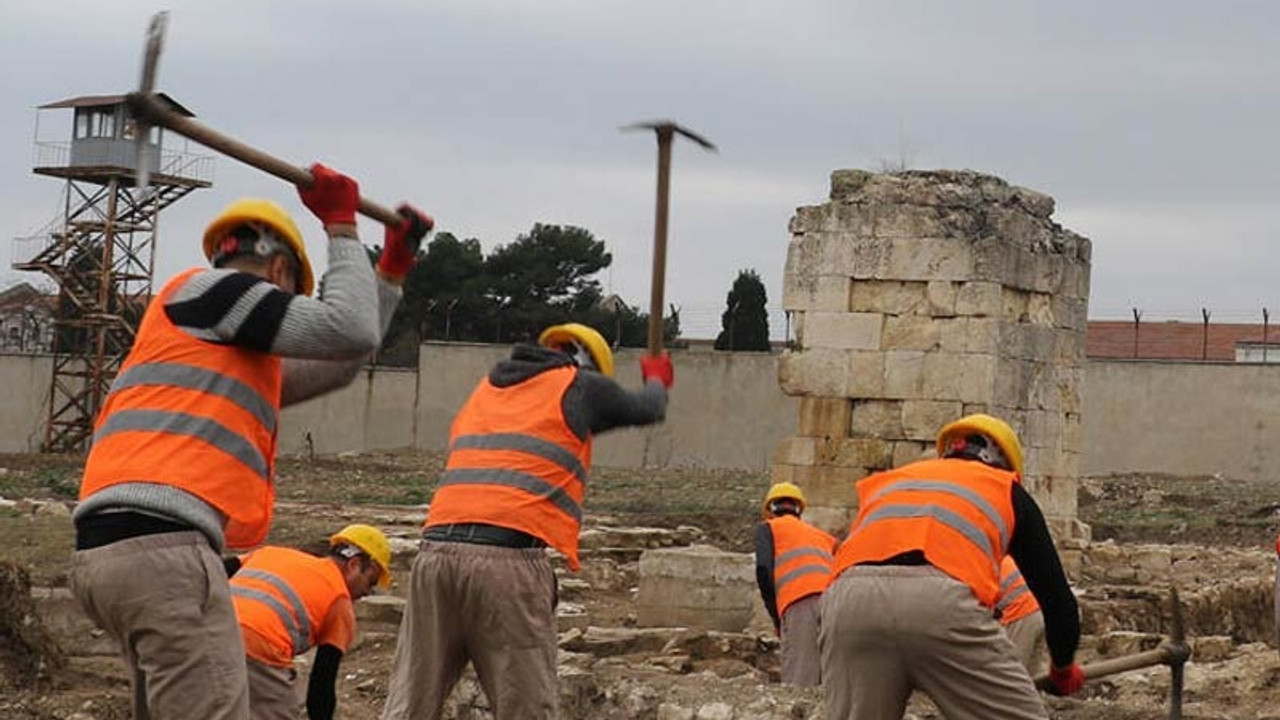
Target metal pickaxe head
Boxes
[620,119,718,153]
[133,11,169,194]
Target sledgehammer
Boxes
[127,12,430,230]
[1034,587,1190,719]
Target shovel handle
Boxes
[127,93,409,228]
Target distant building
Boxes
[1234,337,1280,363]
[1087,320,1277,362]
[0,283,56,354]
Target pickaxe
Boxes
[620,120,716,355]
[1035,586,1191,719]
[127,12,428,229]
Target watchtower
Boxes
[12,93,213,452]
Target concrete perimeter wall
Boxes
[4,350,1280,481]
[410,343,799,470]
[1080,360,1280,480]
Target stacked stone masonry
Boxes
[775,169,1091,538]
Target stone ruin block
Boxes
[635,546,756,632]
[774,169,1091,535]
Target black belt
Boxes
[75,511,197,551]
[859,550,929,567]
[423,523,546,549]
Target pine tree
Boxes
[713,269,770,351]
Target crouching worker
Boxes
[821,414,1084,720]
[228,524,392,720]
[754,482,836,686]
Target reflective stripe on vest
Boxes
[450,433,588,484]
[854,501,1002,566]
[769,515,836,617]
[79,268,283,549]
[438,467,583,523]
[864,480,1009,552]
[231,546,351,664]
[231,568,311,655]
[95,409,270,480]
[833,458,1016,607]
[995,557,1040,624]
[775,548,833,591]
[425,366,591,570]
[110,362,278,433]
[996,583,1032,613]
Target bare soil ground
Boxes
[2,450,1279,719]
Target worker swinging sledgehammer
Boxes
[754,482,837,686]
[381,324,673,720]
[820,413,1084,720]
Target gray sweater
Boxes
[74,230,400,550]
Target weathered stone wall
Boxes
[775,169,1092,535]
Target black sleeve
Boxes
[164,271,291,352]
[1007,483,1080,669]
[754,522,780,631]
[306,644,343,720]
[564,372,667,437]
[222,556,243,577]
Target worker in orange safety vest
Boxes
[69,164,430,720]
[381,323,672,720]
[754,481,836,686]
[228,524,392,720]
[996,555,1047,676]
[820,413,1084,720]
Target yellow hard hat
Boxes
[936,413,1024,477]
[203,198,315,296]
[330,524,392,589]
[762,482,806,518]
[538,323,615,377]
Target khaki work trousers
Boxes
[1003,610,1047,677]
[779,593,822,686]
[69,531,249,720]
[246,658,302,720]
[381,541,558,720]
[820,565,1048,720]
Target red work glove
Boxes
[640,353,674,389]
[378,204,433,280]
[1047,663,1085,696]
[298,163,359,227]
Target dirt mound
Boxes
[0,560,66,689]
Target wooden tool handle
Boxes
[1034,645,1184,691]
[128,93,404,227]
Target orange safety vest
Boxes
[231,546,350,666]
[995,556,1040,625]
[832,457,1016,607]
[767,515,836,618]
[79,268,282,548]
[425,366,591,570]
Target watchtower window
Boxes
[75,109,118,139]
[93,110,116,138]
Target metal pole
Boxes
[1132,308,1141,359]
[1264,307,1270,363]
[1202,308,1211,361]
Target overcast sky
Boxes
[1,1,1277,337]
